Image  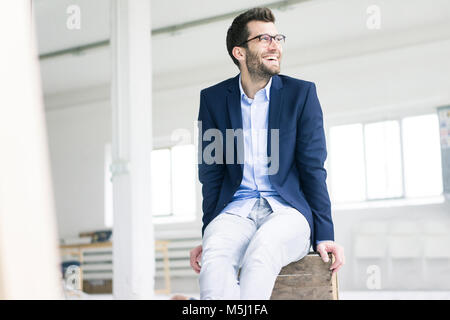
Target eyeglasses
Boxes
[239,33,286,47]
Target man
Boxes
[190,7,344,300]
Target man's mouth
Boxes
[263,55,279,64]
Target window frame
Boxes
[104,140,198,227]
[327,113,444,209]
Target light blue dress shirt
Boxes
[220,75,292,217]
[220,75,330,246]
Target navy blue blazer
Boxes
[197,74,334,252]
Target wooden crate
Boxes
[270,253,338,300]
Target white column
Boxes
[110,0,155,299]
[0,1,63,299]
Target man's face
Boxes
[243,21,283,79]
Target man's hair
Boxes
[226,7,275,68]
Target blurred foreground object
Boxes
[0,0,63,299]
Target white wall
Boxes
[45,98,111,238]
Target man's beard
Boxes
[245,48,280,82]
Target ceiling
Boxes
[32,0,450,95]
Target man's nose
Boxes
[268,37,280,50]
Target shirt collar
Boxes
[239,74,272,102]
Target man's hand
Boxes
[316,241,345,276]
[190,245,203,274]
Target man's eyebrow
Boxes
[254,33,279,36]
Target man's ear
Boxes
[232,46,245,65]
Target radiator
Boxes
[155,237,202,278]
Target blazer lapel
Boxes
[226,74,244,173]
[267,74,283,158]
[226,74,242,131]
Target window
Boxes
[104,143,197,227]
[151,144,196,218]
[151,149,172,216]
[329,114,443,205]
[329,124,366,202]
[364,121,403,199]
[402,114,443,198]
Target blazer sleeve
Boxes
[295,82,334,248]
[197,90,225,224]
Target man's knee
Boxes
[202,237,242,268]
[241,241,284,274]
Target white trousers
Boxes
[199,197,311,300]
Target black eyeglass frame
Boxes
[238,33,286,47]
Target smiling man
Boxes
[191,7,345,300]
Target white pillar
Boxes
[110,0,155,299]
[0,1,63,299]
